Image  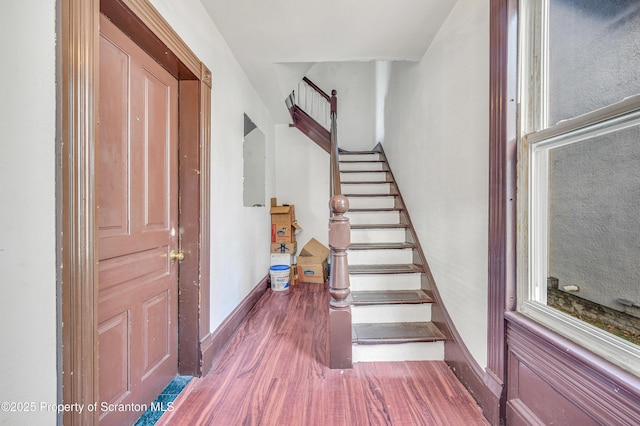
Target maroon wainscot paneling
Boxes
[505,313,640,426]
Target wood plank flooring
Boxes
[159,283,489,426]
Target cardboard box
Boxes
[299,238,330,260]
[270,253,293,267]
[270,198,300,243]
[297,257,328,284]
[297,238,330,284]
[270,242,297,255]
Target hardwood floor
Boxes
[159,283,489,425]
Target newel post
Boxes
[330,89,337,116]
[328,194,352,369]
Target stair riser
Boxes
[347,249,413,265]
[340,162,384,171]
[342,183,392,194]
[340,172,387,182]
[349,274,422,291]
[350,228,405,244]
[346,211,400,225]
[346,196,396,209]
[339,154,380,161]
[352,304,432,324]
[352,341,444,362]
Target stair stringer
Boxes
[289,105,330,153]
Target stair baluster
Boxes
[286,77,332,152]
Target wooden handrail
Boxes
[303,76,331,101]
[330,90,340,198]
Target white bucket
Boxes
[270,264,290,292]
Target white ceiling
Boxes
[199,0,457,122]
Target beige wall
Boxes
[306,61,377,151]
[382,0,490,368]
[274,125,330,249]
[0,1,58,424]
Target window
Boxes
[518,0,640,375]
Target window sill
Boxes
[515,302,640,377]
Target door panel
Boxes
[98,15,179,426]
[98,34,131,239]
[141,291,170,376]
[97,246,169,299]
[97,312,130,404]
[143,69,171,230]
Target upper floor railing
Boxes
[286,77,332,153]
[299,77,331,129]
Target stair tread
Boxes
[340,170,387,173]
[348,208,404,212]
[352,322,445,344]
[351,290,433,305]
[351,223,408,229]
[349,242,416,250]
[340,151,377,155]
[350,264,423,274]
[344,193,399,197]
[341,180,394,185]
[340,160,385,163]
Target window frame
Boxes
[517,0,640,376]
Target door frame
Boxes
[59,0,212,424]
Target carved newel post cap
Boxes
[330,194,349,215]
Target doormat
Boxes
[134,375,192,426]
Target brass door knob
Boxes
[169,250,185,261]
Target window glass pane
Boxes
[548,0,640,125]
[547,124,640,345]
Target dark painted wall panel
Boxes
[506,313,640,426]
[509,356,598,425]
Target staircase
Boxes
[341,147,446,362]
[286,76,446,366]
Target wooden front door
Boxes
[97,15,179,425]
